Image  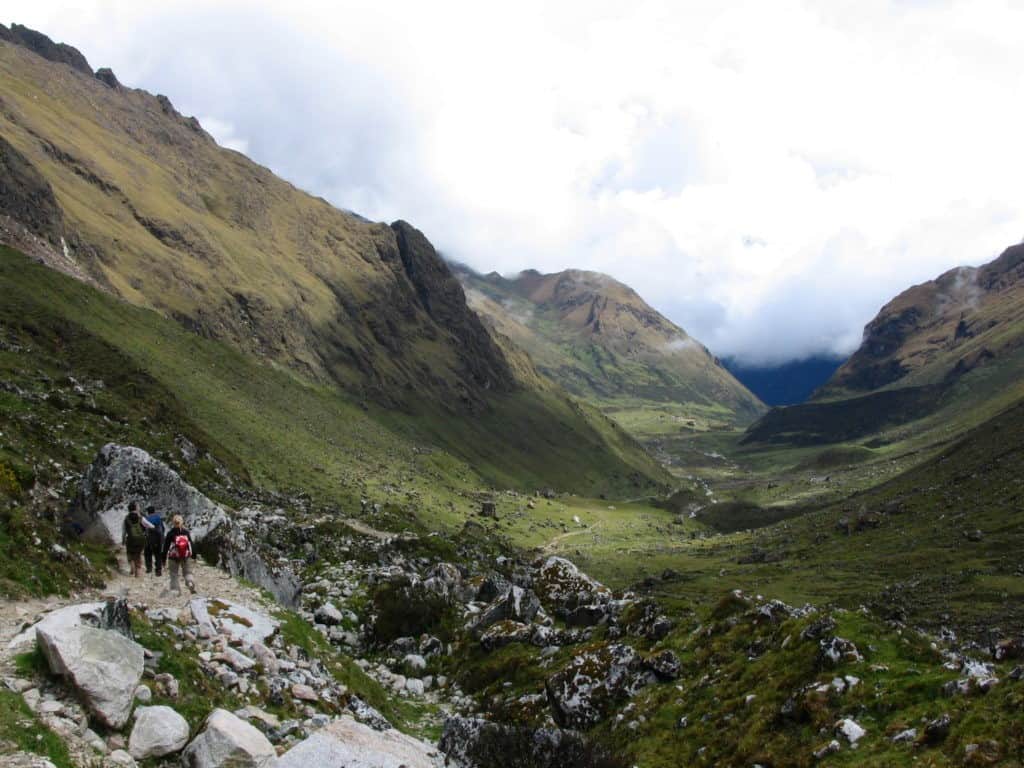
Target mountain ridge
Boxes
[454,263,765,440]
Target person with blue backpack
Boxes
[143,505,166,576]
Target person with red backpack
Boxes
[161,514,197,595]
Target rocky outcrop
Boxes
[391,220,516,399]
[533,557,612,624]
[473,586,541,634]
[0,135,65,245]
[545,643,653,729]
[71,443,229,545]
[277,716,442,768]
[36,623,145,728]
[70,444,301,605]
[0,24,92,74]
[181,709,277,768]
[128,705,190,759]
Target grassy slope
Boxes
[0,246,667,524]
[458,267,764,440]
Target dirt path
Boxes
[542,524,598,554]
[0,552,273,675]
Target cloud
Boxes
[7,0,1024,365]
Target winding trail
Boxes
[0,554,273,677]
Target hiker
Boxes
[162,514,197,595]
[143,505,166,576]
[121,502,147,578]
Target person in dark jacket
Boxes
[121,502,147,578]
[161,514,197,595]
[143,505,166,576]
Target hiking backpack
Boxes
[171,533,192,559]
[124,518,147,549]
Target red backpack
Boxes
[171,533,191,559]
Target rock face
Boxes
[0,23,93,74]
[129,705,190,759]
[533,556,612,625]
[278,716,441,768]
[71,443,229,545]
[36,623,144,728]
[0,135,66,244]
[181,708,277,768]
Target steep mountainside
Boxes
[0,29,512,411]
[455,265,765,435]
[820,243,1024,397]
[0,25,670,494]
[744,244,1024,447]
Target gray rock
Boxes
[71,444,229,545]
[277,716,440,768]
[36,624,144,729]
[194,598,279,646]
[181,708,277,768]
[128,705,190,759]
[314,603,343,626]
[545,643,651,729]
[474,586,541,633]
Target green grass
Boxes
[0,689,74,768]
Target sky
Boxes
[7,0,1024,365]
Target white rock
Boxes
[277,716,441,768]
[107,750,137,767]
[405,678,425,696]
[129,705,190,759]
[403,654,427,672]
[181,708,277,768]
[196,599,278,646]
[36,624,144,729]
[836,718,866,744]
[134,685,152,703]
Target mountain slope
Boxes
[455,265,765,438]
[0,26,670,495]
[744,243,1024,447]
[0,30,512,410]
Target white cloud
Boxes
[6,0,1024,364]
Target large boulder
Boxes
[70,443,230,545]
[277,716,441,768]
[473,586,541,634]
[533,557,611,618]
[129,705,190,759]
[36,623,144,729]
[545,643,652,729]
[181,709,277,768]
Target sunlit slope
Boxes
[743,243,1024,449]
[456,265,765,438]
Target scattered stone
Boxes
[835,718,866,744]
[921,713,951,745]
[813,740,841,760]
[292,684,319,702]
[128,705,190,759]
[181,708,277,768]
[314,603,343,626]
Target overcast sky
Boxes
[8,1,1024,365]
